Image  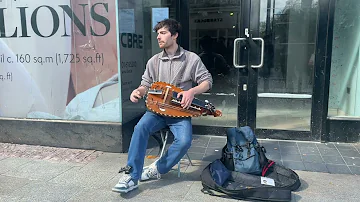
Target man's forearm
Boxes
[189,81,211,95]
[137,85,148,97]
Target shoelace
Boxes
[119,174,132,184]
[146,167,161,179]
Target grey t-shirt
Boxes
[140,47,213,91]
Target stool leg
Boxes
[185,153,193,166]
[177,161,181,177]
[159,131,168,158]
[178,153,193,178]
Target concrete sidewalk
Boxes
[0,142,359,202]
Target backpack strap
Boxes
[262,160,275,176]
[256,144,270,168]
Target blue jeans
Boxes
[127,111,192,181]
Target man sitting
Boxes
[112,18,213,193]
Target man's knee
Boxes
[134,120,147,130]
[176,135,192,151]
[133,112,163,136]
[133,121,150,137]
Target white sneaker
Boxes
[140,160,161,181]
[112,174,138,193]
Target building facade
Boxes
[0,0,359,152]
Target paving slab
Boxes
[3,159,78,181]
[294,170,360,201]
[0,195,22,202]
[49,166,117,189]
[80,152,127,173]
[7,181,83,202]
[0,157,32,174]
[67,188,123,202]
[0,175,33,195]
[140,179,194,201]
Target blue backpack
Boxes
[201,126,301,201]
[221,126,262,175]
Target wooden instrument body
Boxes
[145,82,221,118]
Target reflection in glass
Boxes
[256,0,318,131]
[189,1,241,127]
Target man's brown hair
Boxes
[153,18,182,36]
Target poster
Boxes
[0,0,121,122]
[119,9,135,33]
[152,8,169,32]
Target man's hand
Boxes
[177,89,195,109]
[130,89,142,103]
[130,86,147,103]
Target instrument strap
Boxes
[173,56,188,87]
[155,55,160,83]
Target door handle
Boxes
[233,38,246,68]
[251,38,264,68]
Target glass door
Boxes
[235,0,319,139]
[188,0,242,128]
